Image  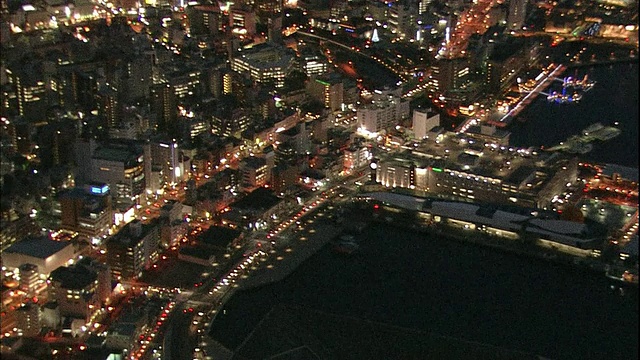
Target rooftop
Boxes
[49,264,98,290]
[4,236,73,259]
[232,187,281,212]
[93,143,143,164]
[200,226,242,249]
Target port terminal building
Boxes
[374,131,578,210]
[358,192,602,256]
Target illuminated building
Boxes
[357,94,410,134]
[388,2,415,40]
[507,0,527,32]
[306,75,343,112]
[361,193,603,255]
[256,0,283,14]
[96,86,120,129]
[10,65,47,121]
[239,156,269,191]
[374,140,579,209]
[412,108,440,139]
[299,53,328,77]
[464,125,511,146]
[343,145,371,174]
[429,58,470,96]
[106,220,160,280]
[146,140,187,187]
[486,39,530,95]
[212,107,250,137]
[230,43,296,87]
[48,258,110,322]
[188,5,226,36]
[151,83,177,132]
[376,159,426,189]
[167,69,204,99]
[230,5,257,36]
[18,263,40,294]
[91,142,145,205]
[1,235,76,276]
[15,303,40,337]
[58,183,112,245]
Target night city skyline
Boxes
[0,0,638,359]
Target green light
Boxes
[315,79,330,86]
[432,167,443,172]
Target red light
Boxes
[373,204,380,209]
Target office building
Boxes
[47,259,110,322]
[91,142,145,204]
[58,183,112,245]
[230,43,296,88]
[239,156,269,191]
[412,108,440,139]
[106,220,160,280]
[507,0,527,32]
[306,74,344,112]
[357,95,410,134]
[15,303,40,337]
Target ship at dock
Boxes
[584,123,621,141]
[546,122,621,154]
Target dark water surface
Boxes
[211,223,638,360]
[509,62,639,168]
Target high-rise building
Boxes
[146,140,187,187]
[15,303,41,337]
[151,83,177,132]
[230,43,296,87]
[239,156,269,191]
[96,86,121,129]
[212,107,249,138]
[507,0,527,32]
[91,142,145,205]
[412,108,440,139]
[306,75,344,112]
[106,220,160,280]
[357,95,410,134]
[11,63,47,121]
[47,258,110,322]
[58,183,112,245]
[229,5,257,36]
[429,57,470,95]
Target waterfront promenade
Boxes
[240,224,342,290]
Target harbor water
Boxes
[210,222,638,359]
[509,62,639,168]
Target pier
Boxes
[489,64,567,127]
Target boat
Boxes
[583,122,605,135]
[592,127,621,141]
